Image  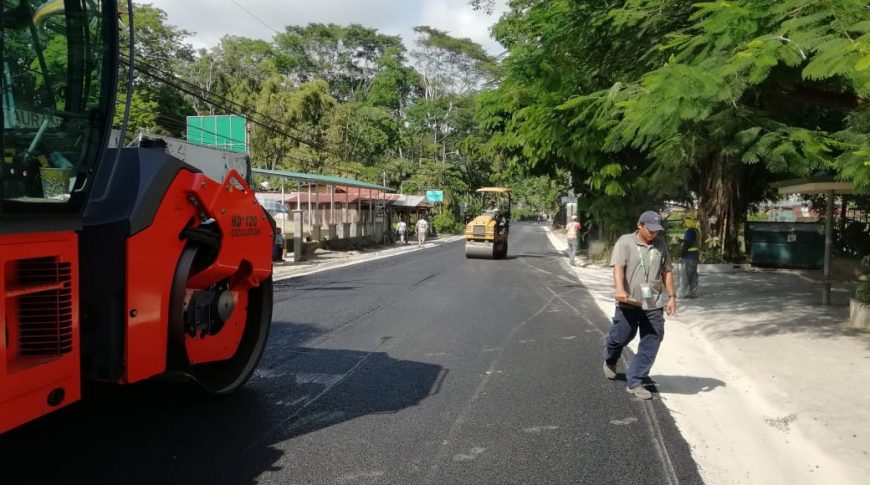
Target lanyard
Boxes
[636,245,651,283]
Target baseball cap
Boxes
[638,211,664,232]
[571,215,577,220]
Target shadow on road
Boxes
[651,375,727,395]
[506,250,566,260]
[608,373,725,395]
[251,345,446,442]
[0,324,444,485]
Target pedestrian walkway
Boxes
[271,235,464,281]
[545,227,869,485]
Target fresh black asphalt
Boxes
[0,222,704,484]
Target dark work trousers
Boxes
[679,259,699,297]
[603,305,665,389]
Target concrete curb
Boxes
[698,263,751,273]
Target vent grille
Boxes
[16,258,73,356]
[473,225,487,237]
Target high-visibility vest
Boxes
[685,228,699,253]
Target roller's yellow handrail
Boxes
[34,0,65,26]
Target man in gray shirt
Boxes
[602,211,677,399]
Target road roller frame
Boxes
[464,187,511,259]
[0,1,274,434]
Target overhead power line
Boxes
[225,0,279,34]
[112,99,365,177]
[121,53,384,172]
[122,56,325,151]
[121,53,322,146]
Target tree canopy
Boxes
[479,0,870,256]
[116,1,869,247]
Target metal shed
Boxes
[771,176,855,305]
[253,168,393,261]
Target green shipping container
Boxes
[186,115,247,153]
[745,221,824,269]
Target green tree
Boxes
[112,90,158,133]
[482,0,870,259]
[365,47,420,114]
[250,78,336,174]
[118,4,195,135]
[273,23,405,101]
[184,36,279,116]
[411,26,496,99]
[587,0,870,255]
[326,103,398,167]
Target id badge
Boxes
[640,283,653,299]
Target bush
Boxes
[511,207,534,220]
[591,243,614,266]
[432,211,460,234]
[700,250,727,264]
[668,240,682,259]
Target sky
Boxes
[145,0,508,55]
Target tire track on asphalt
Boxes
[520,227,679,485]
[249,247,458,452]
[242,339,388,453]
[545,264,680,485]
[266,257,450,370]
[423,291,562,483]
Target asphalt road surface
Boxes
[0,222,703,485]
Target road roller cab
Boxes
[464,187,511,259]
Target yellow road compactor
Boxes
[465,187,511,259]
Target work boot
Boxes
[603,361,617,379]
[626,385,652,400]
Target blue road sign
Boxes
[426,190,443,202]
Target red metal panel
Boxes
[125,169,273,382]
[124,172,194,383]
[185,170,272,291]
[0,232,80,434]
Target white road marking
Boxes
[523,425,560,433]
[610,417,639,426]
[453,447,485,462]
[337,471,385,482]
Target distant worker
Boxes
[397,220,408,244]
[564,215,582,266]
[273,227,285,262]
[603,210,676,400]
[415,217,429,246]
[679,212,700,299]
